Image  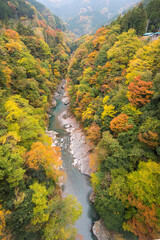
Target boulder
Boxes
[58,108,92,176]
[64,124,72,129]
[46,130,59,139]
[51,99,57,108]
[90,192,96,203]
[62,96,69,105]
[93,219,112,240]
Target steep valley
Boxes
[0,0,160,239]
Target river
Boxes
[48,82,99,240]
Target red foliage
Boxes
[4,29,19,40]
[7,1,16,10]
[25,142,63,181]
[37,20,47,29]
[45,29,57,37]
[89,152,99,172]
[128,75,154,107]
[56,29,62,32]
[78,92,92,108]
[101,84,110,94]
[110,113,133,133]
[95,27,109,37]
[87,123,101,144]
[126,194,160,240]
[113,76,124,83]
[139,131,159,148]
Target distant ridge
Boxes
[0,0,66,31]
[37,0,140,36]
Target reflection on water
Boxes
[48,86,99,240]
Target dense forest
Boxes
[0,0,66,31]
[0,0,82,239]
[67,0,160,239]
[111,0,160,34]
[0,0,160,239]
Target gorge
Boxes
[48,81,99,239]
[0,0,160,239]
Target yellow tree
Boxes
[25,142,63,182]
[0,205,11,240]
[30,182,49,226]
[108,29,142,70]
[126,38,160,83]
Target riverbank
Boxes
[47,80,124,240]
[47,80,99,239]
[59,109,92,176]
[51,80,92,176]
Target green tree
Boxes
[43,195,82,240]
[108,29,142,70]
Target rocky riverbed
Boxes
[47,80,117,240]
[49,80,92,176]
[58,109,92,176]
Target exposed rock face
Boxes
[93,220,127,240]
[61,86,69,105]
[59,109,92,176]
[46,130,59,146]
[90,192,96,203]
[93,219,112,240]
[62,95,69,105]
[51,98,57,108]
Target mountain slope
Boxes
[0,0,34,20]
[27,0,66,31]
[146,0,160,32]
[0,0,66,31]
[67,0,160,239]
[0,1,83,240]
[38,0,140,36]
[111,0,160,35]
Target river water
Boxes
[48,84,98,240]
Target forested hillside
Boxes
[27,0,66,31]
[0,0,82,239]
[36,0,160,37]
[0,0,160,239]
[67,0,160,239]
[0,0,66,31]
[112,0,160,35]
[38,0,140,36]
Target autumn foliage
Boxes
[1,0,160,238]
[67,19,160,239]
[4,29,20,40]
[87,123,101,144]
[128,75,154,107]
[124,194,160,240]
[139,131,159,148]
[25,142,63,182]
[89,152,99,172]
[0,206,11,240]
[110,114,133,133]
[0,1,81,239]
